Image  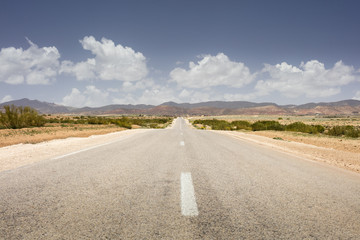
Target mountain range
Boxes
[1,98,360,116]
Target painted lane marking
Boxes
[181,172,199,216]
[52,142,113,160]
[180,141,185,146]
[52,136,131,160]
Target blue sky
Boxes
[1,0,360,107]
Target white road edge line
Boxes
[181,172,199,216]
[52,140,121,160]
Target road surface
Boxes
[1,117,360,239]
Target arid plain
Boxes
[1,115,359,174]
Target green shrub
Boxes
[327,125,359,138]
[193,119,232,130]
[273,137,284,140]
[116,117,132,129]
[251,121,284,131]
[0,105,46,129]
[231,120,251,130]
[345,127,359,138]
[285,122,324,134]
[313,125,325,134]
[87,117,109,125]
[327,126,346,136]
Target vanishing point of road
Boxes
[1,118,360,239]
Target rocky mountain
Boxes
[1,98,360,116]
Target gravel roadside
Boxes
[0,129,151,172]
[217,130,360,173]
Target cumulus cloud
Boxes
[256,60,358,98]
[0,95,13,103]
[353,91,360,100]
[121,78,155,92]
[137,86,178,105]
[0,38,60,85]
[111,86,178,105]
[170,53,255,88]
[223,92,263,102]
[61,36,148,82]
[177,89,213,103]
[61,85,109,107]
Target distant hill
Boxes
[160,101,277,109]
[1,98,360,116]
[0,98,74,114]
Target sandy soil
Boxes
[217,130,360,173]
[0,124,125,148]
[0,129,151,173]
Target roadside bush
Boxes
[130,117,172,128]
[193,119,232,130]
[285,122,325,134]
[251,121,284,131]
[191,118,359,138]
[0,105,46,129]
[115,117,132,129]
[87,117,109,125]
[313,125,325,134]
[327,125,359,138]
[231,120,251,130]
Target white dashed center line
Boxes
[181,172,199,216]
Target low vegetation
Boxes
[0,105,46,129]
[47,115,173,129]
[0,105,174,147]
[327,125,359,138]
[1,105,173,130]
[192,118,360,138]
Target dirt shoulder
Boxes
[0,124,127,148]
[0,129,151,173]
[216,130,360,173]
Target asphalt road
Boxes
[1,117,360,239]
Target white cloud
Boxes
[107,88,120,93]
[60,59,96,81]
[223,92,263,102]
[0,38,60,85]
[137,86,178,105]
[112,94,137,105]
[61,36,148,82]
[353,91,360,100]
[179,89,191,98]
[256,60,359,98]
[121,78,155,92]
[177,89,213,103]
[0,95,13,103]
[61,85,109,107]
[170,53,255,88]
